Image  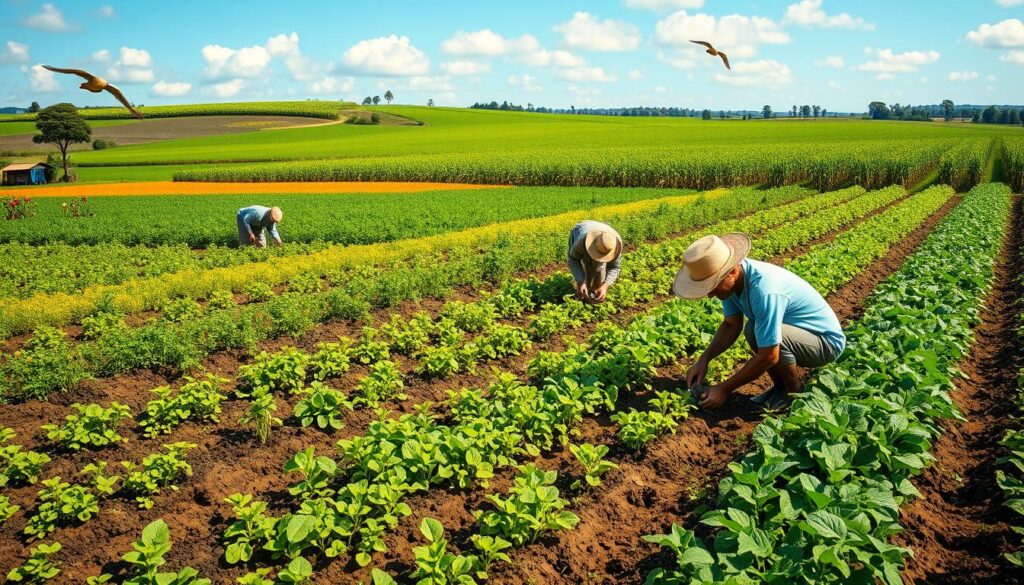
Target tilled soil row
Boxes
[894,194,1024,585]
[471,195,965,585]
[0,189,908,583]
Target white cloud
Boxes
[211,78,244,97]
[857,47,940,78]
[966,19,1024,48]
[406,75,453,92]
[441,29,540,56]
[508,74,542,91]
[151,80,191,97]
[107,46,154,83]
[555,12,641,51]
[514,49,585,67]
[265,32,320,82]
[556,66,617,83]
[202,43,272,79]
[816,55,845,68]
[90,48,110,62]
[342,35,429,76]
[715,59,792,87]
[948,70,979,81]
[627,69,644,80]
[997,0,1023,6]
[441,60,491,75]
[307,75,354,94]
[98,5,115,18]
[24,3,76,32]
[784,0,874,30]
[1001,50,1024,64]
[28,64,60,92]
[655,11,789,59]
[0,41,29,64]
[624,0,705,11]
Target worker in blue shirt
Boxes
[236,205,283,248]
[673,233,845,410]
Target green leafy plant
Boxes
[161,297,203,323]
[284,447,338,499]
[441,301,496,333]
[121,442,196,509]
[276,557,313,584]
[6,541,61,583]
[24,476,100,540]
[236,568,274,585]
[239,390,282,444]
[474,464,579,546]
[81,311,127,340]
[41,401,132,451]
[237,347,309,396]
[293,382,351,430]
[222,493,276,564]
[206,289,236,310]
[138,375,227,438]
[309,339,352,380]
[243,281,275,302]
[351,327,391,365]
[121,519,211,585]
[0,493,20,524]
[569,443,618,490]
[469,534,512,580]
[354,360,405,407]
[79,461,121,497]
[410,517,480,585]
[416,344,462,379]
[1,428,51,487]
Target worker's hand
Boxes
[698,384,729,410]
[685,360,708,389]
[593,283,609,303]
[576,282,588,300]
[248,233,256,245]
[274,239,283,247]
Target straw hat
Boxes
[672,233,751,299]
[585,230,622,263]
[270,207,283,222]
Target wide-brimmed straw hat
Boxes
[672,233,751,299]
[270,207,283,222]
[584,230,622,263]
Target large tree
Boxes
[868,101,890,120]
[372,95,381,105]
[941,99,955,121]
[32,103,91,183]
[762,105,772,119]
[28,101,41,113]
[384,90,394,104]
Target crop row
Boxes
[643,182,1009,585]
[0,100,357,122]
[1004,138,1024,192]
[938,137,992,192]
[170,139,957,192]
[998,205,1024,568]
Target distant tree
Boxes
[998,109,1011,124]
[372,95,381,105]
[891,103,904,118]
[800,105,811,118]
[384,90,394,105]
[527,102,533,111]
[570,105,576,114]
[791,105,798,117]
[427,98,434,107]
[762,105,772,119]
[1010,110,1022,126]
[972,111,981,123]
[28,101,41,113]
[982,106,998,124]
[33,103,90,183]
[822,109,828,117]
[868,101,891,120]
[941,99,955,121]
[812,105,821,118]
[362,96,372,106]
[701,109,712,120]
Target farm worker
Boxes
[236,205,283,248]
[567,220,623,303]
[673,233,845,411]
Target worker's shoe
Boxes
[760,388,792,411]
[749,386,782,405]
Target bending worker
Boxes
[673,233,845,410]
[567,220,622,303]
[236,205,283,248]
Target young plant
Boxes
[121,519,211,585]
[293,382,351,430]
[239,390,282,444]
[415,344,462,379]
[0,493,20,525]
[79,461,121,497]
[410,517,480,585]
[236,569,274,585]
[474,464,579,546]
[243,281,274,302]
[353,360,405,407]
[6,541,61,583]
[470,534,513,579]
[309,339,352,381]
[138,375,227,438]
[161,297,203,323]
[1,428,51,487]
[380,312,432,355]
[121,442,196,509]
[222,493,276,564]
[351,327,391,365]
[284,447,338,499]
[23,476,100,540]
[81,311,127,340]
[276,557,313,584]
[441,301,496,333]
[236,347,310,397]
[41,402,132,451]
[569,443,618,490]
[206,289,236,311]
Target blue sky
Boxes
[1,0,1022,112]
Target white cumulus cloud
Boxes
[1000,50,1024,64]
[24,3,76,32]
[28,64,60,92]
[966,19,1024,48]
[441,60,491,76]
[556,66,617,83]
[211,78,244,97]
[441,29,540,56]
[107,46,154,83]
[715,59,792,87]
[655,11,789,60]
[948,70,979,81]
[342,35,429,76]
[508,74,542,91]
[857,47,940,78]
[554,12,641,51]
[90,48,110,62]
[408,75,454,92]
[514,49,585,68]
[202,44,272,79]
[0,41,30,64]
[307,76,354,94]
[784,0,874,30]
[151,81,191,97]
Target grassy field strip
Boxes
[0,101,358,122]
[642,183,1009,585]
[4,181,503,197]
[0,190,731,335]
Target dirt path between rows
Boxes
[895,194,1024,585]
[482,195,964,585]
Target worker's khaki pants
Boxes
[743,320,841,367]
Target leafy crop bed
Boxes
[1,178,984,585]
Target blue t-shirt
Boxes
[722,259,846,354]
[237,205,281,241]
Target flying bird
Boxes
[42,65,144,119]
[690,40,730,71]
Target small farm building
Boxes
[1,163,52,186]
